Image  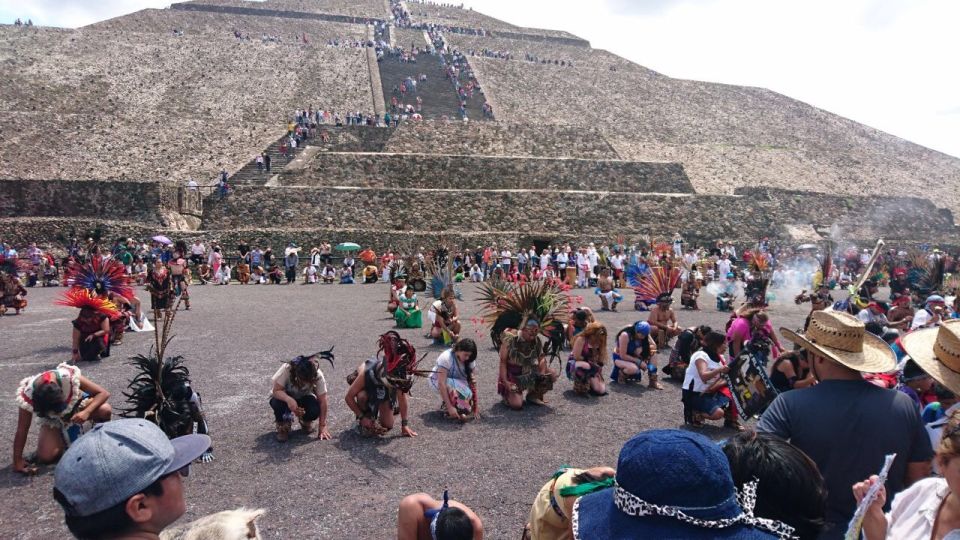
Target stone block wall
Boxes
[281,153,694,193]
[383,122,620,159]
[0,179,174,224]
[201,186,957,244]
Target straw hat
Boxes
[780,310,895,373]
[901,320,960,395]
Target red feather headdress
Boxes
[56,288,120,319]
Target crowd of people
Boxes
[7,233,960,538]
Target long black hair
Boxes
[453,338,478,381]
[703,330,727,364]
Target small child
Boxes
[218,263,231,285]
[268,264,283,284]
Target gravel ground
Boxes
[0,281,811,539]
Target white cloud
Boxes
[1,0,956,157]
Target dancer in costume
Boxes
[594,267,621,311]
[0,272,27,316]
[648,292,681,349]
[122,304,214,461]
[482,281,568,409]
[388,275,407,313]
[64,257,137,345]
[566,322,609,396]
[65,291,114,362]
[610,321,662,388]
[345,331,421,437]
[147,259,173,314]
[397,490,482,540]
[628,263,679,312]
[429,288,461,344]
[168,254,191,310]
[13,363,112,474]
[429,338,480,422]
[268,350,334,442]
[395,288,423,328]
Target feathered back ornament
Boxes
[426,247,461,300]
[56,288,121,319]
[0,254,30,276]
[625,261,649,288]
[121,297,195,438]
[65,257,133,299]
[632,267,681,305]
[377,331,427,392]
[482,279,569,335]
[906,250,945,296]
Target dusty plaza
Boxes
[0,281,810,539]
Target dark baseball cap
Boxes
[54,419,210,517]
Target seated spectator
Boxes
[397,490,482,540]
[52,419,210,539]
[572,429,793,538]
[723,431,828,539]
[303,264,318,284]
[217,263,231,285]
[340,267,355,284]
[320,264,336,284]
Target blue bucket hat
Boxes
[572,430,793,539]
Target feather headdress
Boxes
[482,279,569,330]
[632,266,681,305]
[906,250,945,296]
[376,331,427,392]
[65,257,133,299]
[56,288,121,319]
[813,240,834,290]
[426,247,461,300]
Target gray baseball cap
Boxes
[54,419,210,517]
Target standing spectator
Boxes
[264,153,272,172]
[284,244,299,284]
[256,153,264,172]
[186,177,198,191]
[757,311,933,539]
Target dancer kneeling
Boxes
[567,322,609,396]
[270,351,334,442]
[394,288,423,329]
[610,321,662,389]
[13,363,111,474]
[681,330,735,427]
[397,490,483,540]
[429,339,480,422]
[498,319,559,409]
[345,331,421,437]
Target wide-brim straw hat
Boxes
[902,320,960,396]
[780,310,895,373]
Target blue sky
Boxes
[2,0,956,158]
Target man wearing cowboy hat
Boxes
[902,320,960,453]
[758,310,933,539]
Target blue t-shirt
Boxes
[757,379,933,539]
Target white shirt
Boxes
[540,253,551,270]
[682,351,722,393]
[609,254,625,270]
[912,309,936,330]
[500,250,511,266]
[717,259,731,278]
[875,477,960,540]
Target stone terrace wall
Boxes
[0,179,172,224]
[281,153,693,192]
[447,35,640,72]
[0,26,373,182]
[383,122,620,159]
[405,4,587,43]
[184,0,388,19]
[202,186,956,242]
[171,1,384,25]
[90,8,370,42]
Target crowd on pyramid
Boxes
[5,230,960,538]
